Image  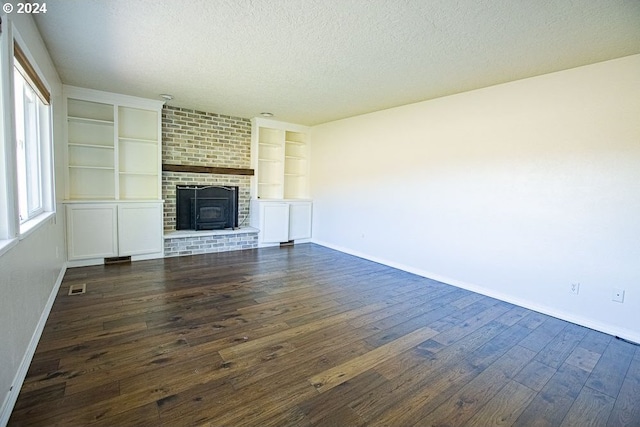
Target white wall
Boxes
[310,54,640,342]
[0,9,66,424]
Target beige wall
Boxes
[310,54,640,342]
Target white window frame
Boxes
[14,65,47,223]
[0,23,55,251]
[0,15,18,256]
[12,36,55,238]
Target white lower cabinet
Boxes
[66,204,118,260]
[66,202,163,265]
[251,200,312,246]
[288,201,313,240]
[117,203,163,256]
[260,202,290,243]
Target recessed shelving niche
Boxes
[251,118,310,200]
[64,88,162,201]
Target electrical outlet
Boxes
[570,283,580,295]
[612,288,625,303]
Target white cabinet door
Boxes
[288,201,312,240]
[117,203,163,256]
[66,202,163,262]
[66,204,118,260]
[251,200,312,246]
[261,203,290,243]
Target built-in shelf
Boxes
[69,165,115,170]
[68,116,114,125]
[65,195,115,201]
[119,137,157,144]
[251,118,310,200]
[68,143,114,149]
[65,88,162,201]
[120,171,158,176]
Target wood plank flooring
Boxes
[8,243,640,426]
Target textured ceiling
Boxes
[33,0,640,125]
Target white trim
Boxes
[63,85,164,110]
[251,117,310,133]
[0,16,19,242]
[311,239,640,345]
[18,211,54,240]
[11,26,56,242]
[131,251,164,262]
[65,251,165,268]
[63,199,165,204]
[11,31,52,97]
[66,257,105,268]
[0,262,67,427]
[0,238,18,258]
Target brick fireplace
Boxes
[162,106,258,256]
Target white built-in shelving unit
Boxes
[66,98,116,199]
[252,118,310,200]
[250,118,312,246]
[63,86,164,266]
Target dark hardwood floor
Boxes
[8,243,640,426]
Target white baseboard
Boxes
[257,238,311,249]
[311,239,640,345]
[67,251,165,267]
[132,251,164,262]
[0,263,67,427]
[66,257,103,268]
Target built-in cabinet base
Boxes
[65,201,164,267]
[250,199,312,247]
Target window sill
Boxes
[19,211,56,240]
[0,238,19,258]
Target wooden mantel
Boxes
[162,164,254,176]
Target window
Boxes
[13,42,53,228]
[14,69,43,221]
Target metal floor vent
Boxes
[68,283,86,296]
